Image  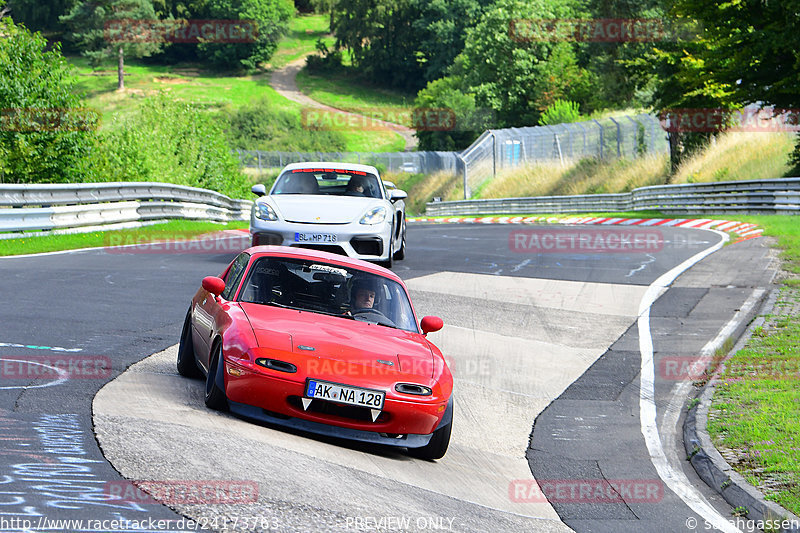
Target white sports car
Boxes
[249,162,408,268]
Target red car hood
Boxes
[240,303,434,378]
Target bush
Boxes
[198,0,294,71]
[413,76,491,151]
[223,97,347,152]
[0,18,98,183]
[539,100,582,126]
[92,93,250,198]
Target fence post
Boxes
[609,117,621,157]
[457,153,469,199]
[491,132,496,181]
[592,119,604,159]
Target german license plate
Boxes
[295,232,338,243]
[305,379,385,409]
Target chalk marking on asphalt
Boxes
[627,253,656,278]
[0,342,82,352]
[638,228,741,533]
[0,358,70,390]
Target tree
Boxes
[60,0,162,90]
[334,0,424,90]
[453,0,593,127]
[667,0,800,172]
[6,0,77,34]
[0,17,98,183]
[413,76,491,151]
[197,0,293,70]
[331,0,488,91]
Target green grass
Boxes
[295,69,415,126]
[708,290,800,514]
[737,215,800,275]
[0,220,248,256]
[69,55,402,152]
[269,14,334,69]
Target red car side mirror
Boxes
[420,316,443,335]
[202,276,226,297]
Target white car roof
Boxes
[281,162,381,177]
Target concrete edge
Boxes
[684,287,800,532]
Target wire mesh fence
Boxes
[236,150,462,177]
[237,113,668,199]
[458,114,668,197]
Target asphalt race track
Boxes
[0,223,776,532]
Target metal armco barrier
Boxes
[0,182,252,236]
[426,178,800,216]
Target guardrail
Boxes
[0,182,252,237]
[426,178,800,216]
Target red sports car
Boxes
[177,246,453,460]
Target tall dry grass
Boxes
[475,130,795,200]
[480,154,669,198]
[671,131,795,184]
[383,170,462,214]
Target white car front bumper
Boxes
[250,219,393,262]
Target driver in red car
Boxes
[350,277,377,311]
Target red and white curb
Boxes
[409,216,763,243]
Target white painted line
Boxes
[0,358,70,390]
[660,288,766,530]
[637,229,741,533]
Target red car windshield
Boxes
[238,257,418,332]
[271,169,383,199]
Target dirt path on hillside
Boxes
[269,57,417,151]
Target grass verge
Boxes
[0,220,248,257]
[268,14,334,69]
[708,287,800,515]
[295,69,415,126]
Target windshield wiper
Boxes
[263,301,355,319]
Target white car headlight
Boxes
[359,206,386,225]
[254,202,278,221]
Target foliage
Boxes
[6,0,77,33]
[413,76,491,151]
[331,0,488,91]
[91,93,250,197]
[673,0,800,175]
[222,96,347,152]
[60,0,162,89]
[453,0,593,128]
[0,18,97,183]
[197,0,294,70]
[539,99,582,126]
[305,38,343,73]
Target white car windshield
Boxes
[238,257,418,332]
[271,168,383,199]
